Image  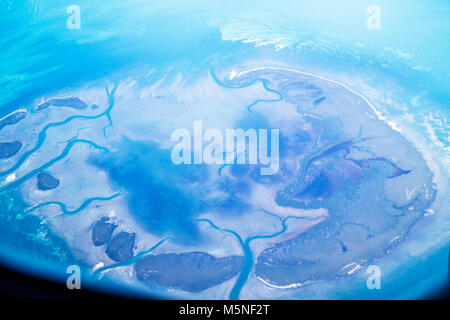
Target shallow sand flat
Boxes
[2,66,437,299]
[223,68,434,291]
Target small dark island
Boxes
[92,217,117,246]
[37,172,60,190]
[0,111,27,131]
[37,97,88,110]
[0,141,22,159]
[135,252,244,292]
[105,231,136,262]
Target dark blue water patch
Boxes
[389,167,411,179]
[348,157,411,180]
[370,157,411,179]
[279,151,410,210]
[36,97,88,110]
[105,231,135,262]
[0,111,26,130]
[294,170,334,202]
[313,96,326,106]
[92,217,117,247]
[0,141,22,159]
[135,252,244,292]
[301,139,355,179]
[36,172,60,191]
[89,137,209,243]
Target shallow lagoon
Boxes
[0,65,445,299]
